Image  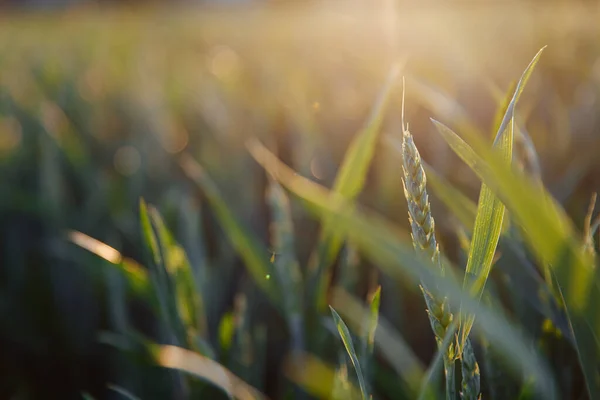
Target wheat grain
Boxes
[400,113,457,399]
[401,118,453,339]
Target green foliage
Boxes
[266,179,304,332]
[250,139,557,399]
[452,47,546,353]
[3,15,600,400]
[140,199,211,356]
[308,64,401,311]
[330,306,369,400]
[178,155,280,308]
[429,117,600,397]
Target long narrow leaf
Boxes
[157,344,267,400]
[141,200,185,346]
[430,119,600,398]
[67,230,152,300]
[331,287,427,399]
[330,306,369,400]
[140,198,162,266]
[148,206,209,346]
[458,47,545,351]
[178,154,279,307]
[308,63,401,311]
[140,198,172,319]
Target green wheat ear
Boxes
[400,79,481,400]
[399,79,457,399]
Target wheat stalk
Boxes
[402,121,482,400]
[400,104,457,399]
[460,337,481,400]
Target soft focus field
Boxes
[1,3,600,399]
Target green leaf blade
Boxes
[179,154,279,308]
[308,64,401,311]
[461,181,507,347]
[429,119,600,399]
[140,198,162,266]
[446,48,545,351]
[330,306,369,400]
[147,206,209,345]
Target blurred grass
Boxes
[1,2,600,399]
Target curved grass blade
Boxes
[460,178,509,347]
[156,344,268,400]
[140,198,173,320]
[453,47,546,352]
[147,205,209,347]
[492,47,546,146]
[140,198,162,267]
[67,230,153,300]
[429,119,600,398]
[489,81,516,140]
[140,199,210,352]
[330,306,369,400]
[247,139,557,399]
[178,153,279,307]
[308,63,402,311]
[331,287,427,399]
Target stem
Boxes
[444,357,456,400]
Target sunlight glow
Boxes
[68,230,122,264]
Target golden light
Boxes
[208,45,241,82]
[67,230,122,264]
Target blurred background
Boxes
[1,0,599,399]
